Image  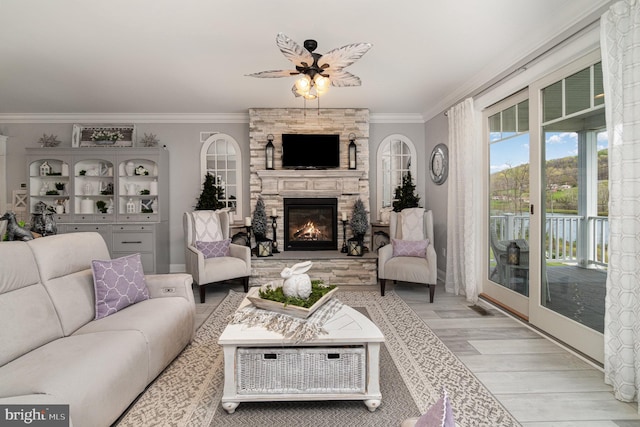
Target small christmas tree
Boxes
[349,198,369,239]
[392,171,420,212]
[195,173,225,210]
[252,196,269,240]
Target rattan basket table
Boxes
[218,287,384,413]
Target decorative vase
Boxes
[150,180,158,195]
[125,161,135,177]
[83,182,93,195]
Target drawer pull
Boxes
[122,241,143,244]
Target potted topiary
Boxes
[348,198,368,256]
[252,196,272,256]
[195,173,225,210]
[392,171,420,212]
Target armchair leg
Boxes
[380,279,386,296]
[243,277,249,293]
[428,284,435,303]
[199,285,206,304]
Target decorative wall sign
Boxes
[72,124,136,148]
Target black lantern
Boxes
[507,241,520,265]
[347,237,364,256]
[257,239,273,257]
[348,133,357,170]
[265,134,275,170]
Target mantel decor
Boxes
[72,124,136,148]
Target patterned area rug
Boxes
[117,291,520,427]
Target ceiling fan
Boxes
[247,33,372,100]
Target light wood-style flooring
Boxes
[195,282,640,426]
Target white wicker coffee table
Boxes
[218,288,384,413]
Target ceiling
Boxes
[0,0,612,122]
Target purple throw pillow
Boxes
[392,238,429,258]
[415,389,455,427]
[92,253,149,320]
[196,239,231,258]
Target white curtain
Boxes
[601,0,640,408]
[445,98,479,303]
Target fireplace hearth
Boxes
[284,198,338,250]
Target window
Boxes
[376,134,417,213]
[200,132,243,216]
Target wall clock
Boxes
[429,143,449,185]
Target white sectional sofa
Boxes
[0,232,195,427]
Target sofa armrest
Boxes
[145,273,195,306]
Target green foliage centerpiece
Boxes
[259,280,337,309]
[248,261,339,319]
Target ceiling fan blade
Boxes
[276,33,314,68]
[327,70,362,87]
[246,70,300,78]
[318,42,372,71]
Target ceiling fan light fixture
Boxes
[314,75,330,93]
[295,75,311,92]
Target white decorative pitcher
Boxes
[125,183,138,195]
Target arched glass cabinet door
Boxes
[200,132,243,219]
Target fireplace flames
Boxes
[292,221,324,241]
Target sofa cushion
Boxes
[0,241,63,367]
[384,256,431,285]
[0,330,149,427]
[75,297,195,381]
[196,239,231,258]
[92,253,149,320]
[27,233,110,335]
[392,238,429,258]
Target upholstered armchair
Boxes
[378,208,438,302]
[183,210,251,303]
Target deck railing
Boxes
[491,214,608,267]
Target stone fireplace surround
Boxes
[249,108,371,252]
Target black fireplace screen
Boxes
[284,198,338,250]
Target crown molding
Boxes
[0,113,250,124]
[369,113,425,124]
[0,112,426,125]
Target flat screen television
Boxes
[282,134,340,169]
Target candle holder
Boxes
[341,219,348,253]
[245,225,252,251]
[270,216,280,253]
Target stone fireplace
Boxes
[249,108,370,252]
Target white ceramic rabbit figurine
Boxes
[281,261,313,299]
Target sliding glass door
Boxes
[484,91,531,317]
[529,52,607,362]
[483,51,607,363]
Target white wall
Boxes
[423,114,449,275]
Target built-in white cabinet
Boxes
[26,147,170,273]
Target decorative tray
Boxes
[247,286,338,319]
